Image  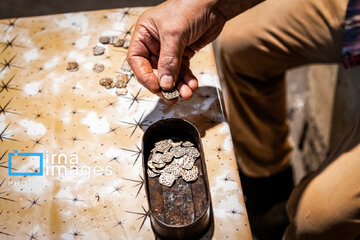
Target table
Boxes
[0,7,251,239]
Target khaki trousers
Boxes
[215,0,360,238]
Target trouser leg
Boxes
[285,118,360,240]
[215,0,347,177]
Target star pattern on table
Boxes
[69,230,84,239]
[0,75,20,93]
[113,219,126,229]
[0,35,24,53]
[119,144,141,166]
[0,98,19,115]
[69,195,83,205]
[121,24,134,38]
[105,100,117,108]
[109,156,120,163]
[112,185,123,194]
[207,117,220,127]
[27,197,40,208]
[69,136,82,143]
[120,89,152,110]
[119,111,148,137]
[227,209,244,216]
[221,175,235,183]
[120,8,139,21]
[125,205,149,232]
[107,126,120,135]
[122,175,144,198]
[33,112,43,119]
[0,55,23,73]
[0,178,16,202]
[214,145,225,154]
[0,123,19,142]
[0,19,22,32]
[31,137,43,147]
[25,231,39,240]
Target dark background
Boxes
[0,0,164,19]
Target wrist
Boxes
[213,0,264,20]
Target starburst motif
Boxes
[109,156,120,163]
[0,55,23,73]
[0,98,19,115]
[113,219,126,229]
[0,75,20,93]
[119,112,148,137]
[25,231,39,240]
[227,209,243,216]
[119,145,141,166]
[126,206,149,232]
[106,100,117,108]
[0,178,16,202]
[0,35,23,53]
[112,185,123,194]
[70,195,83,205]
[69,230,83,239]
[0,19,21,32]
[31,137,43,147]
[33,112,43,119]
[119,8,138,21]
[0,150,16,171]
[69,136,82,143]
[27,197,40,208]
[0,123,19,142]
[208,117,220,127]
[122,175,144,198]
[121,24,134,38]
[120,89,151,109]
[221,175,235,183]
[214,145,225,154]
[108,126,119,135]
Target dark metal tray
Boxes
[142,118,211,240]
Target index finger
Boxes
[127,30,160,94]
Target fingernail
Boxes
[160,75,174,89]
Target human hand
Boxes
[127,0,227,103]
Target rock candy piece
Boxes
[159,172,176,187]
[99,36,110,44]
[147,168,160,178]
[170,146,186,158]
[162,88,180,100]
[182,166,199,182]
[93,45,105,56]
[93,63,104,73]
[66,62,79,72]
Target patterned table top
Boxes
[0,7,251,240]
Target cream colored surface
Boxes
[0,8,251,239]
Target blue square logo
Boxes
[8,150,43,176]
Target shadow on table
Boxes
[141,86,225,138]
[0,0,165,19]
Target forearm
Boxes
[213,0,265,20]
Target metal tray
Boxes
[142,118,211,239]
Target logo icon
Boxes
[8,150,43,176]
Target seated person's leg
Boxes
[215,0,348,238]
[285,119,360,240]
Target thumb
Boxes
[158,35,185,90]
